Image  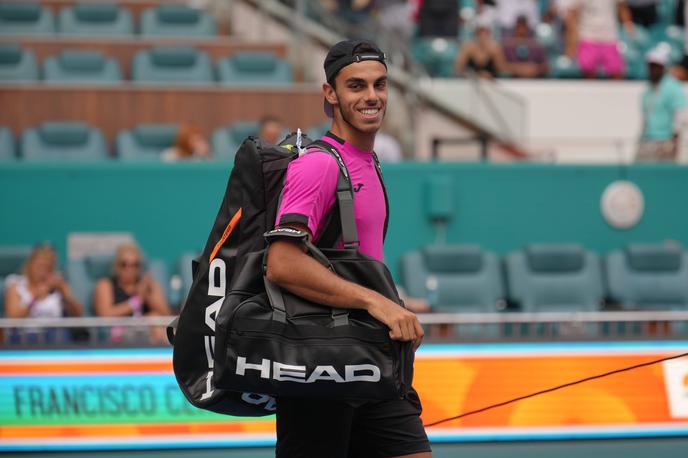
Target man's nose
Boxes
[364,85,378,103]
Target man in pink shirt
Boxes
[266,40,431,458]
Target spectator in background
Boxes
[454,17,509,79]
[502,15,549,77]
[626,0,660,27]
[93,243,171,343]
[564,0,634,79]
[4,244,83,344]
[257,115,284,144]
[636,46,687,161]
[161,124,210,162]
[671,1,688,81]
[374,130,403,162]
[479,0,542,34]
[4,244,83,320]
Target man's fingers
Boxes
[388,322,403,340]
[413,319,425,340]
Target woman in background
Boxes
[93,243,171,343]
[161,124,210,162]
[4,244,83,343]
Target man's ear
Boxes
[323,83,338,106]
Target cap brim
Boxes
[324,98,333,118]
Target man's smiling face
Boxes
[325,60,388,134]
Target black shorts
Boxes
[276,388,431,458]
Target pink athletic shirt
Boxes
[275,132,387,262]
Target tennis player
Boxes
[266,39,431,458]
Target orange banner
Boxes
[1,342,687,451]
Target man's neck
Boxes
[330,122,376,152]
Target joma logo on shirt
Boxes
[353,183,364,192]
[236,356,381,383]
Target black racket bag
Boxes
[213,151,415,400]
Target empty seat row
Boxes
[0,45,293,85]
[0,3,216,37]
[0,121,323,161]
[400,243,688,312]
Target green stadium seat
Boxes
[140,4,216,37]
[211,122,258,161]
[67,253,169,316]
[217,52,293,86]
[131,46,214,84]
[43,50,122,84]
[0,126,16,160]
[0,245,32,316]
[620,24,653,53]
[116,123,179,160]
[410,37,460,77]
[0,3,55,35]
[399,244,504,312]
[307,121,330,141]
[173,252,197,308]
[606,243,688,310]
[548,54,582,79]
[621,43,647,80]
[0,44,38,81]
[58,3,133,36]
[21,122,108,160]
[505,244,603,312]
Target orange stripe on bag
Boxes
[209,208,242,262]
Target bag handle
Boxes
[263,228,349,326]
[308,140,359,249]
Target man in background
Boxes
[637,46,687,161]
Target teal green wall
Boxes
[1,162,686,281]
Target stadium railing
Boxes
[2,311,688,347]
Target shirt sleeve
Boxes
[275,151,340,239]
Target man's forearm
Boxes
[266,240,382,311]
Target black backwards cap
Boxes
[323,39,387,118]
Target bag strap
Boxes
[307,140,359,249]
[263,228,348,326]
[371,151,390,241]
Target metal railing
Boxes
[2,310,687,347]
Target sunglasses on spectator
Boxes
[118,260,141,269]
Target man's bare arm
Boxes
[265,225,424,345]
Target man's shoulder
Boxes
[286,148,341,182]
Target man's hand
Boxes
[367,297,424,350]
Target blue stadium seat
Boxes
[131,46,214,84]
[21,122,109,160]
[307,121,330,141]
[505,244,604,312]
[140,4,216,37]
[173,252,198,308]
[67,253,169,316]
[217,52,293,86]
[410,37,460,77]
[58,3,134,36]
[0,3,55,35]
[0,245,32,317]
[549,55,582,78]
[43,50,122,84]
[211,122,258,161]
[0,126,16,160]
[0,44,38,81]
[116,123,179,160]
[606,243,688,310]
[399,244,504,312]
